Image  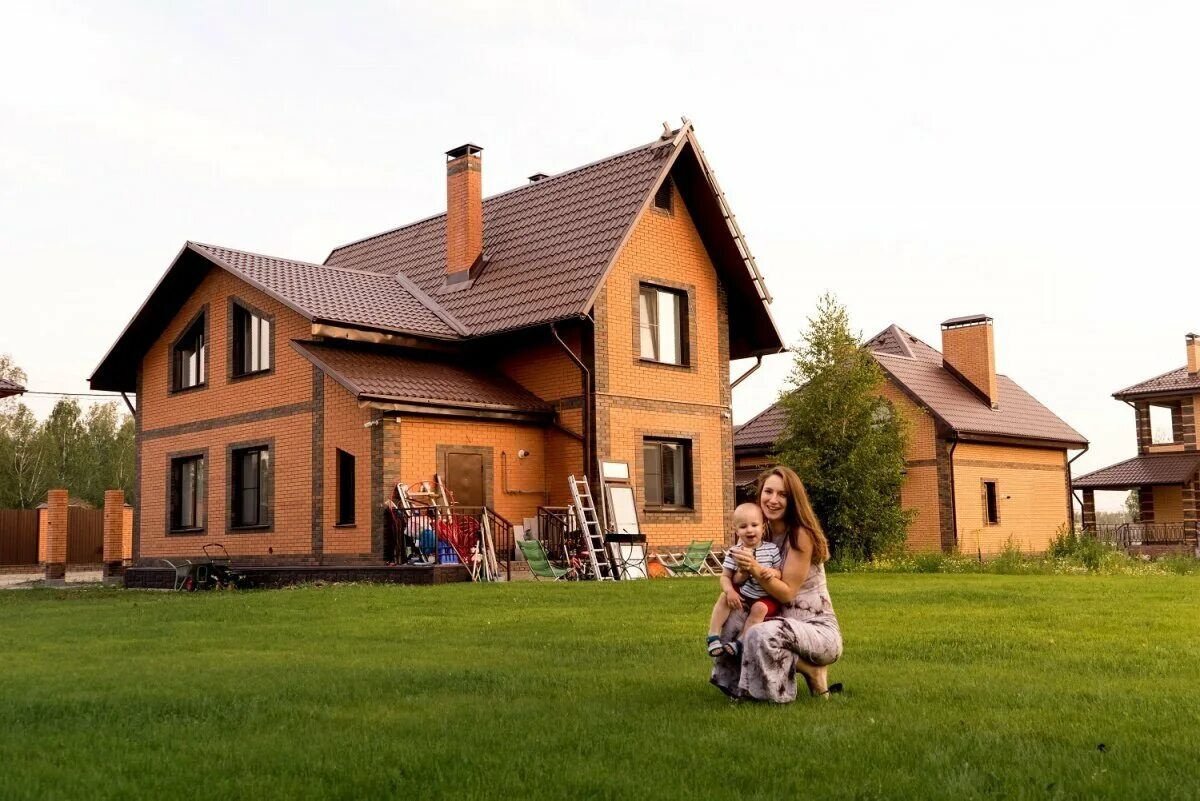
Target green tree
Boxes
[76,402,136,506]
[773,292,912,560]
[0,353,26,414]
[40,398,85,496]
[0,404,50,508]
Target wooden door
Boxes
[446,452,485,508]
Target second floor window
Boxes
[639,284,688,366]
[231,445,270,528]
[232,303,271,377]
[170,455,205,531]
[172,315,206,391]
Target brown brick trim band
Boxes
[905,458,938,468]
[599,394,729,416]
[935,439,956,552]
[141,402,313,440]
[954,459,1066,472]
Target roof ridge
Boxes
[191,241,396,279]
[323,135,669,262]
[391,271,470,337]
[1115,363,1187,395]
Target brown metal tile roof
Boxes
[1072,453,1200,489]
[324,140,673,337]
[0,377,25,398]
[735,466,768,487]
[191,243,461,339]
[733,402,788,450]
[871,325,1085,446]
[1113,366,1200,399]
[291,341,553,416]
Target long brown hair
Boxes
[756,465,830,564]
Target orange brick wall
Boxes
[321,376,374,555]
[494,326,583,404]
[595,178,733,549]
[140,267,312,433]
[940,323,997,405]
[880,381,937,461]
[879,380,942,549]
[387,417,550,527]
[952,442,1069,555]
[1151,485,1184,522]
[137,265,316,561]
[140,414,313,559]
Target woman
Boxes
[711,466,843,701]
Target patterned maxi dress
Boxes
[710,540,842,703]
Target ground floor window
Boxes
[643,438,693,509]
[170,455,205,530]
[231,445,271,528]
[982,480,1000,525]
[336,449,355,525]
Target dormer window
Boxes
[171,312,207,391]
[639,284,689,366]
[653,178,673,212]
[231,301,272,378]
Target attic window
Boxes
[653,178,673,212]
[171,312,207,392]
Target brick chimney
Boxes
[445,143,483,285]
[941,315,998,409]
[1188,333,1200,375]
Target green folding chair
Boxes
[517,539,576,581]
[652,540,718,576]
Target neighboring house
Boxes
[1072,334,1200,553]
[734,316,1088,555]
[0,377,25,399]
[90,122,783,566]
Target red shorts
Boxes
[742,594,781,618]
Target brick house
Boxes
[1072,334,1200,553]
[734,317,1087,555]
[0,377,24,399]
[89,122,783,566]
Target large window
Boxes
[643,438,693,509]
[232,302,272,377]
[171,314,206,391]
[169,455,205,531]
[231,445,270,528]
[638,284,688,366]
[336,449,355,526]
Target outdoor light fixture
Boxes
[517,449,531,459]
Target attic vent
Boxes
[654,178,673,212]
[528,172,550,183]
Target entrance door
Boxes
[446,452,485,508]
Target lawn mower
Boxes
[160,543,249,591]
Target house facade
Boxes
[735,317,1087,555]
[90,123,783,566]
[1073,334,1200,553]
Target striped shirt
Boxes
[722,541,782,600]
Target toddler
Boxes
[706,503,782,657]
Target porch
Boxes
[1072,452,1200,554]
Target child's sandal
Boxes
[706,635,725,657]
[722,640,743,659]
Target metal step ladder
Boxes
[568,475,615,581]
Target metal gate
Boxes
[68,507,104,565]
[0,509,38,566]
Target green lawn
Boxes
[2,575,1198,800]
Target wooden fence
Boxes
[0,509,38,566]
[0,507,106,566]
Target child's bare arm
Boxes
[719,569,743,610]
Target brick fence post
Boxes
[44,488,68,582]
[103,490,125,584]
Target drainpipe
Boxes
[551,322,591,486]
[731,355,763,390]
[947,438,959,550]
[1066,443,1090,533]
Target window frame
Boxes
[227,440,274,532]
[642,437,694,511]
[169,307,209,394]
[228,297,275,381]
[166,449,207,535]
[637,283,690,367]
[982,479,1000,526]
[335,448,356,527]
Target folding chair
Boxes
[652,540,719,576]
[517,539,576,581]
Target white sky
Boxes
[3,1,1198,511]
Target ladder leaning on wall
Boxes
[568,475,614,581]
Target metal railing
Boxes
[1092,522,1189,548]
[385,504,513,580]
[535,506,581,562]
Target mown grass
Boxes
[2,575,1198,800]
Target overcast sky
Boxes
[3,1,1198,510]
